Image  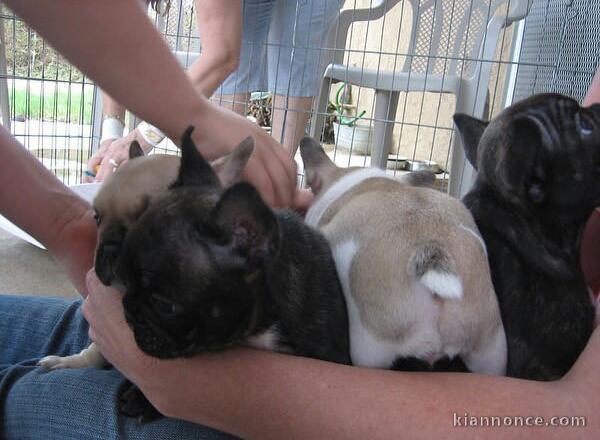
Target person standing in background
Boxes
[89,0,343,181]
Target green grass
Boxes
[9,87,94,123]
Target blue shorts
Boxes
[218,0,343,97]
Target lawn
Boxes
[8,86,94,124]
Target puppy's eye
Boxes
[150,294,182,317]
[93,210,102,226]
[578,113,593,136]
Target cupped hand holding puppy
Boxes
[82,270,159,386]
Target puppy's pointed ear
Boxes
[453,114,488,170]
[299,136,337,195]
[129,141,145,159]
[211,137,255,188]
[171,126,220,189]
[211,183,279,269]
[501,115,545,200]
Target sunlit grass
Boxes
[9,87,94,123]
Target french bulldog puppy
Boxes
[38,140,253,371]
[455,93,599,380]
[115,127,351,367]
[299,137,506,375]
[37,143,178,371]
[38,136,257,422]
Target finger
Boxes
[95,158,113,182]
[82,297,91,323]
[85,269,101,293]
[88,327,97,344]
[261,151,294,208]
[293,188,314,213]
[243,157,276,207]
[269,140,298,196]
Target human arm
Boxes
[583,65,600,106]
[581,67,600,293]
[85,92,133,183]
[8,0,303,208]
[0,127,96,295]
[188,0,242,98]
[88,0,243,181]
[83,272,599,440]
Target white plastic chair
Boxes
[310,0,532,197]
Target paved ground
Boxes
[0,228,78,298]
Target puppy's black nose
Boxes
[102,241,121,260]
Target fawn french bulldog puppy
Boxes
[456,93,599,380]
[300,137,507,374]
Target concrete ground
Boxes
[0,228,78,299]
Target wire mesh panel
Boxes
[0,5,97,185]
[511,0,600,103]
[1,0,597,190]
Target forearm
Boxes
[141,333,599,440]
[0,127,95,293]
[101,92,126,120]
[6,0,221,155]
[187,56,239,99]
[0,128,87,249]
[188,0,242,97]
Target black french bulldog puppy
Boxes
[117,125,350,362]
[455,93,599,380]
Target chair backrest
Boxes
[334,0,531,78]
[403,0,530,78]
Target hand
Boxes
[86,130,154,182]
[82,270,159,384]
[50,207,97,296]
[195,104,311,210]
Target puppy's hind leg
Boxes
[38,342,108,370]
[463,326,507,376]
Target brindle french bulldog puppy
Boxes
[39,137,255,422]
[114,128,350,420]
[455,93,599,380]
[116,127,350,364]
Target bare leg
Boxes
[211,92,250,116]
[271,95,313,157]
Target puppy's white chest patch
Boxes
[245,326,279,351]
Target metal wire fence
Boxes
[0,0,598,194]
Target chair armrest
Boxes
[503,0,533,26]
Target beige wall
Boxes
[333,0,517,171]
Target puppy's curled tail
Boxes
[411,242,463,300]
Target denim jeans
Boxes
[0,295,238,440]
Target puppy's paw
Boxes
[119,382,161,424]
[38,355,78,370]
